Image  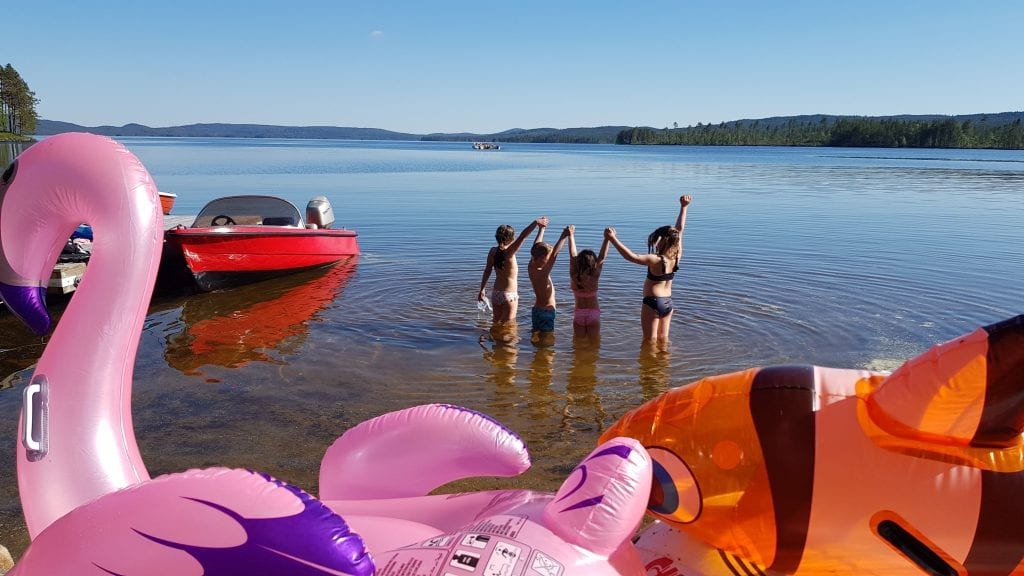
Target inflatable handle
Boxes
[22,380,46,455]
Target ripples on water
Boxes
[1,140,1021,557]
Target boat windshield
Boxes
[192,196,304,228]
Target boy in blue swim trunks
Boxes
[528,223,570,345]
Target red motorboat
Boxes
[163,195,359,291]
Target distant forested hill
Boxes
[35,120,628,144]
[34,121,419,140]
[617,112,1024,149]
[35,113,1024,148]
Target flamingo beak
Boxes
[0,282,51,335]
[1,158,52,335]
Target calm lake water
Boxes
[1,138,1022,557]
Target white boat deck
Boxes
[46,215,196,296]
[164,215,194,229]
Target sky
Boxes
[4,1,1023,134]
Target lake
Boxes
[1,138,1022,558]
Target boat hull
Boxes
[164,226,359,291]
[158,191,177,215]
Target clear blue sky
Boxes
[5,1,1022,134]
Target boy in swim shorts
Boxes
[528,223,570,345]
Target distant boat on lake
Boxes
[158,191,177,215]
[472,142,500,150]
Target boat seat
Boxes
[194,214,263,227]
[262,216,299,226]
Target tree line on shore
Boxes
[12,57,1023,150]
[617,116,1024,149]
[0,64,38,139]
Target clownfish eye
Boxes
[648,446,702,524]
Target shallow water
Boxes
[1,139,1022,558]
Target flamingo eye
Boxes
[1,160,15,187]
[648,446,702,524]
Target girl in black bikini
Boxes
[605,195,691,341]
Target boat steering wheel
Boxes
[211,214,236,226]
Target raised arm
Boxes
[675,195,692,254]
[507,216,549,256]
[597,235,611,266]
[542,227,571,274]
[567,225,578,277]
[478,247,495,302]
[605,227,658,267]
[567,224,578,257]
[533,221,546,246]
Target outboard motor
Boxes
[305,196,336,229]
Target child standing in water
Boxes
[605,195,692,342]
[478,216,549,327]
[527,223,570,345]
[567,225,610,338]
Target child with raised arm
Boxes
[605,195,692,342]
[478,216,549,326]
[567,225,610,338]
[527,223,570,344]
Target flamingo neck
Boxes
[18,204,163,537]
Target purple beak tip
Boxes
[0,283,52,335]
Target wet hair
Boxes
[493,224,515,269]
[573,249,598,289]
[531,242,552,260]
[495,224,514,245]
[648,225,681,260]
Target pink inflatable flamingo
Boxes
[1,132,163,532]
[1,134,653,575]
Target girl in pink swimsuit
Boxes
[567,225,610,338]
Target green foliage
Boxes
[617,114,1024,149]
[0,64,39,136]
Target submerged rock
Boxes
[0,544,13,573]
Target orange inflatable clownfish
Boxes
[602,315,1024,576]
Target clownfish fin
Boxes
[867,315,1024,447]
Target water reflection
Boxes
[163,260,356,375]
[0,141,33,168]
[638,339,673,401]
[479,323,520,414]
[525,346,557,422]
[563,335,607,433]
[0,324,47,382]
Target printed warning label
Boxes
[377,550,446,576]
[484,541,523,576]
[423,535,455,548]
[463,515,527,539]
[529,551,563,576]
